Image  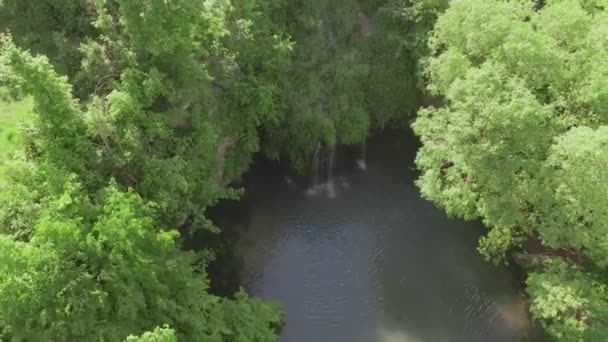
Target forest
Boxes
[0,0,607,341]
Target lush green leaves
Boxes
[261,0,444,171]
[0,36,96,182]
[528,260,608,341]
[0,1,290,339]
[0,0,96,85]
[126,326,177,342]
[0,186,207,340]
[542,127,608,266]
[414,0,608,339]
[0,182,282,341]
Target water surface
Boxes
[224,130,535,342]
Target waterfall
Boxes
[311,142,321,186]
[357,140,368,170]
[327,144,335,181]
[306,143,337,197]
[326,144,336,198]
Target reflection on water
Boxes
[226,130,539,342]
[376,324,443,342]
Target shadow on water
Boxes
[193,128,545,342]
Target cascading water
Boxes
[357,140,367,170]
[307,143,337,198]
[310,142,321,186]
[326,144,336,198]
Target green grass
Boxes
[0,98,32,179]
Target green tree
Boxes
[0,0,290,338]
[527,260,608,341]
[0,0,96,78]
[262,0,369,171]
[1,0,293,230]
[365,0,448,125]
[126,326,177,342]
[0,35,96,183]
[0,182,281,341]
[413,0,608,338]
[264,0,444,173]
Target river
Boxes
[210,129,540,342]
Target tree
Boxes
[0,0,97,88]
[0,182,281,341]
[263,0,444,173]
[126,326,177,342]
[413,0,608,339]
[0,35,96,183]
[260,0,369,171]
[0,184,196,341]
[541,126,608,264]
[1,0,294,230]
[0,0,290,338]
[527,260,608,341]
[365,0,448,125]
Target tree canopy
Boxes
[261,0,443,172]
[0,0,440,339]
[9,0,602,340]
[0,0,289,339]
[413,0,608,339]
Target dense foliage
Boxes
[125,319,279,342]
[0,0,439,340]
[0,0,288,340]
[126,326,178,342]
[413,0,608,339]
[9,0,608,340]
[263,0,443,172]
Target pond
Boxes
[214,129,540,342]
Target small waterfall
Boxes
[311,142,321,186]
[326,144,336,198]
[357,140,368,170]
[307,143,337,197]
[326,144,335,181]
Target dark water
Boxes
[220,130,538,342]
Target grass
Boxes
[0,98,32,180]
